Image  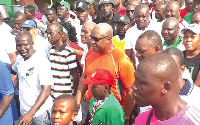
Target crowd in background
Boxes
[0,0,200,124]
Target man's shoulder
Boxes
[135,108,152,125]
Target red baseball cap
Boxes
[82,69,115,86]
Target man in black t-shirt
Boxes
[94,0,121,35]
[182,24,200,86]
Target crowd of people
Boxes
[1,0,200,124]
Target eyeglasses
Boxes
[89,36,110,42]
[126,10,135,13]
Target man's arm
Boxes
[9,52,17,66]
[0,94,14,118]
[19,85,51,125]
[119,59,136,123]
[75,73,88,109]
[71,68,79,96]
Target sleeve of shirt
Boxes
[119,58,135,89]
[105,106,124,125]
[38,58,54,85]
[0,62,15,96]
[5,34,16,54]
[124,28,132,50]
[66,51,77,70]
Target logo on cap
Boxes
[120,16,124,21]
[91,71,97,77]
[78,2,83,8]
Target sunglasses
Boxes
[126,10,135,13]
[89,36,110,42]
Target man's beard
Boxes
[102,11,112,18]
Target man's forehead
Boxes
[135,8,148,14]
[127,6,136,10]
[16,35,31,42]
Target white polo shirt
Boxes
[124,21,162,66]
[12,52,54,117]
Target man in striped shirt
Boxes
[47,23,79,99]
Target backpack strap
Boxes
[146,109,154,125]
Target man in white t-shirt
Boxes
[0,12,16,66]
[124,4,162,66]
[12,31,54,125]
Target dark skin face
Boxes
[135,38,159,61]
[57,6,69,21]
[46,10,56,23]
[51,99,77,125]
[13,18,25,30]
[91,84,108,100]
[185,0,193,12]
[47,25,62,46]
[131,68,163,107]
[191,13,200,25]
[161,21,179,43]
[183,30,200,51]
[135,7,150,30]
[99,3,113,18]
[126,5,136,20]
[76,9,89,24]
[164,4,180,19]
[24,8,33,20]
[155,5,165,20]
[90,27,111,54]
[193,3,200,13]
[16,34,35,61]
[117,22,130,38]
[88,3,96,18]
[81,24,92,45]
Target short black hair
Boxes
[46,8,56,14]
[137,30,163,50]
[54,94,77,113]
[162,47,185,66]
[25,5,35,14]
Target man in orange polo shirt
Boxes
[76,23,135,124]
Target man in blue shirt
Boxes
[0,60,18,124]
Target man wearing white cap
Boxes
[182,24,200,86]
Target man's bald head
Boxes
[93,23,113,38]
[48,23,63,33]
[163,17,179,28]
[135,4,149,13]
[83,22,96,32]
[165,1,180,19]
[161,17,179,42]
[191,11,200,25]
[137,30,163,50]
[127,0,140,6]
[132,53,179,106]
[138,53,179,87]
[90,23,114,54]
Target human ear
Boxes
[180,65,185,75]
[162,82,171,94]
[71,112,78,121]
[155,46,161,53]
